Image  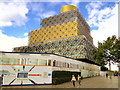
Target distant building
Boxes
[13,5,95,61]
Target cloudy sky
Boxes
[0,1,119,70]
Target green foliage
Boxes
[92,35,120,69]
[112,39,120,62]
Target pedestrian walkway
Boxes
[2,76,119,88]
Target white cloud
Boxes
[39,11,57,19]
[0,2,28,27]
[86,2,104,25]
[70,0,80,7]
[0,30,28,52]
[28,3,57,19]
[65,0,80,7]
[28,3,44,13]
[86,2,103,10]
[86,3,118,46]
[24,32,28,36]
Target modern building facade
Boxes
[13,5,95,61]
[0,52,100,86]
[29,5,93,44]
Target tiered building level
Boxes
[13,5,95,60]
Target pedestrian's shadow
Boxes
[76,82,81,88]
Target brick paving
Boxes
[2,76,119,88]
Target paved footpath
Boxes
[2,76,119,88]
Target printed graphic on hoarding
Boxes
[28,74,41,76]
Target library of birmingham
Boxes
[14,5,95,62]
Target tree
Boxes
[92,35,120,70]
[111,38,120,62]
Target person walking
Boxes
[71,75,76,87]
[106,73,108,78]
[109,72,112,79]
[77,75,81,85]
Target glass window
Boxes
[2,58,18,64]
[62,62,64,67]
[53,60,56,66]
[0,58,2,64]
[2,58,10,64]
[55,61,58,66]
[65,62,66,67]
[28,59,38,65]
[48,60,51,66]
[38,59,47,65]
[11,59,18,64]
[17,73,28,78]
[67,63,69,68]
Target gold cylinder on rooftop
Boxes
[60,5,78,13]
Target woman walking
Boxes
[77,75,81,85]
[71,75,76,87]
